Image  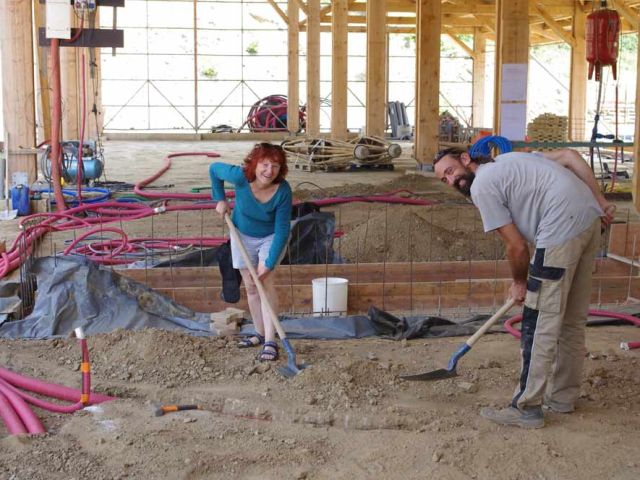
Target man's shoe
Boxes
[480,406,544,429]
[542,400,574,414]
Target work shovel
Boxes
[400,298,516,381]
[224,214,307,378]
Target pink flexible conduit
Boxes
[0,390,27,435]
[0,329,115,436]
[504,309,640,349]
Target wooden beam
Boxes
[569,3,587,141]
[267,0,289,25]
[293,0,309,17]
[472,28,486,128]
[301,1,331,27]
[331,0,349,140]
[444,28,475,58]
[0,0,38,184]
[610,0,640,29]
[414,0,441,166]
[365,0,387,137]
[288,0,300,134]
[306,0,321,136]
[533,3,575,47]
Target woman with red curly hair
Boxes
[209,143,292,361]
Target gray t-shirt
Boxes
[470,152,603,248]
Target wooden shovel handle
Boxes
[224,214,287,340]
[465,298,516,348]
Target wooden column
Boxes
[569,3,587,141]
[493,0,529,139]
[61,35,80,139]
[331,0,348,140]
[472,28,486,129]
[306,0,320,136]
[0,0,37,183]
[414,0,440,166]
[288,0,300,134]
[633,26,640,213]
[365,0,386,137]
[33,0,51,143]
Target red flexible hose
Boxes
[0,367,114,404]
[0,390,27,435]
[503,309,640,338]
[0,377,84,414]
[77,50,87,203]
[0,381,45,434]
[134,152,222,200]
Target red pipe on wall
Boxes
[48,38,67,211]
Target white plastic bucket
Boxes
[312,277,348,316]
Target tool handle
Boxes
[465,298,516,348]
[224,214,288,341]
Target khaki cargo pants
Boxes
[512,218,601,410]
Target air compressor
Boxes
[41,140,104,185]
[586,6,620,81]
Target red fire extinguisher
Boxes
[586,7,621,81]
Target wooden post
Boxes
[633,25,640,213]
[472,28,486,129]
[33,0,51,144]
[0,0,37,183]
[306,0,321,136]
[331,0,348,140]
[287,0,300,134]
[569,3,587,141]
[365,0,386,137]
[414,0,440,166]
[493,0,529,140]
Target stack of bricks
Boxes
[210,307,245,336]
[526,113,568,149]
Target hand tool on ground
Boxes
[224,214,307,378]
[152,402,203,417]
[400,298,516,381]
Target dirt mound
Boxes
[338,205,504,263]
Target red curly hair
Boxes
[243,142,288,183]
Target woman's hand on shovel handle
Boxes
[509,280,526,305]
[216,200,230,218]
[257,264,272,281]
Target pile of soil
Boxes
[338,205,504,263]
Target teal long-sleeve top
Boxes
[209,163,292,270]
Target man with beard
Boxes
[434,147,614,428]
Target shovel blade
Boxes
[277,362,308,378]
[399,367,458,382]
